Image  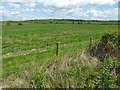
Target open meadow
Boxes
[2,21,119,88]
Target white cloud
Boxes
[22,8,35,12]
[2,9,21,21]
[42,7,118,20]
[39,0,83,9]
[0,6,4,10]
[88,0,116,6]
[42,9,53,13]
[2,0,118,6]
[39,0,117,9]
[67,8,89,19]
[24,2,36,9]
[87,8,118,20]
[2,0,32,3]
[8,3,20,10]
[0,0,118,21]
[9,3,20,9]
[11,10,21,15]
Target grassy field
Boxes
[2,23,117,54]
[2,22,118,87]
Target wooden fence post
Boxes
[89,37,93,49]
[56,42,60,56]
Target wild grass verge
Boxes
[30,51,119,88]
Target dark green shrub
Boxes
[6,22,11,26]
[100,33,119,45]
[18,22,22,26]
[50,21,52,24]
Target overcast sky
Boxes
[0,0,119,21]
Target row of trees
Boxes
[6,21,22,26]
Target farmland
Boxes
[1,20,119,88]
[2,21,118,54]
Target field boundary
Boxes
[2,39,99,59]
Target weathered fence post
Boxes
[56,42,60,56]
[89,37,93,49]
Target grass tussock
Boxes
[29,50,119,88]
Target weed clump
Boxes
[90,33,120,60]
[30,51,119,88]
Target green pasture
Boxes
[2,23,118,81]
[2,23,117,54]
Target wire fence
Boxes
[2,37,101,59]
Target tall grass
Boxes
[2,49,119,88]
[29,51,119,88]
